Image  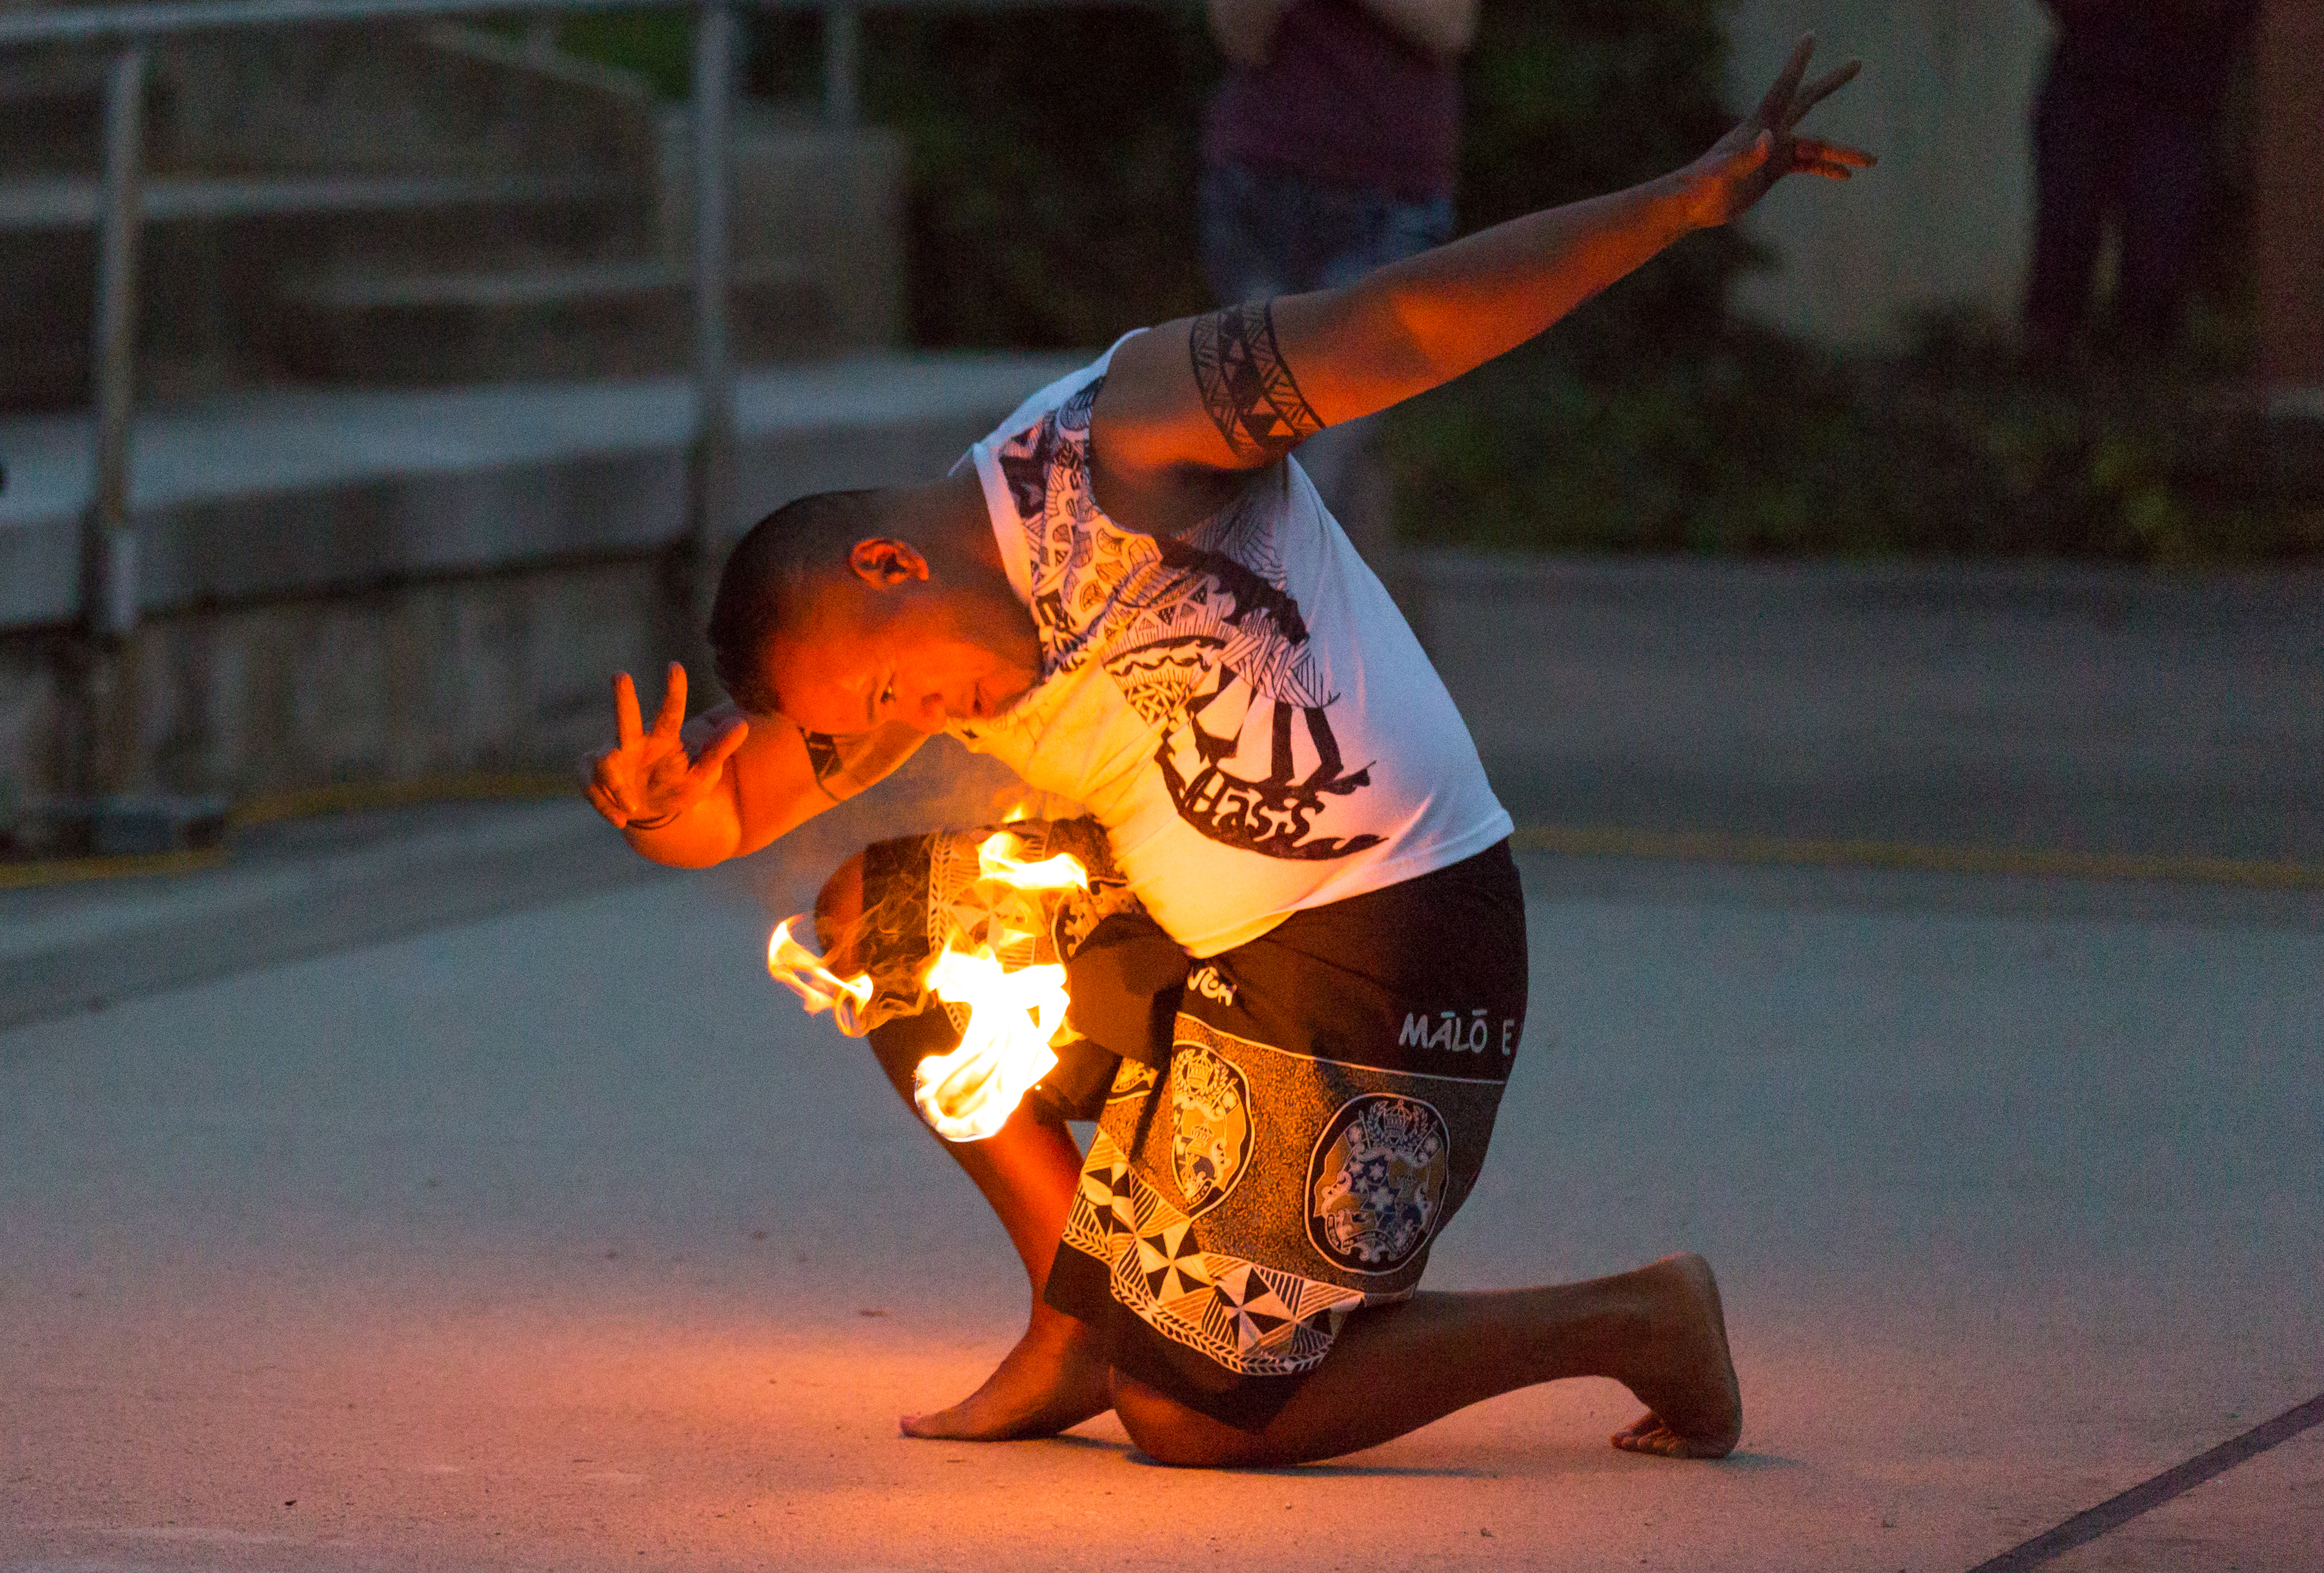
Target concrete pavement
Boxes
[1423,553,2324,868]
[4,556,2321,1571]
[3,839,2319,1572]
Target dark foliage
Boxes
[1385,325,2324,563]
[559,5,2311,563]
[1458,0,1748,360]
[560,2,1741,349]
[824,0,1739,351]
[854,6,1220,348]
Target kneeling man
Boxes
[587,40,1868,1467]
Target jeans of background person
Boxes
[1199,161,1453,630]
[2024,66,2219,358]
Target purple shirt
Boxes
[2046,1,2257,115]
[1203,0,1461,205]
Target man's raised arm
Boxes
[1092,36,1870,531]
[584,662,928,869]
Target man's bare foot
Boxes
[1609,1253,1742,1459]
[901,1305,1114,1441]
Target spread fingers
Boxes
[1784,59,1860,128]
[651,661,688,739]
[612,671,644,750]
[1794,138,1874,172]
[1755,35,1816,127]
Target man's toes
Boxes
[1611,1412,1662,1446]
[901,1401,983,1439]
[901,1406,972,1440]
[1610,1415,1697,1457]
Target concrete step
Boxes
[265,255,831,384]
[0,25,674,413]
[0,352,1085,626]
[0,172,652,412]
[0,169,634,231]
[0,54,114,174]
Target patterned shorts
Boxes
[839,821,1529,1432]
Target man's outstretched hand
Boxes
[1682,35,1873,231]
[585,663,748,831]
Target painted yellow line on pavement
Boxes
[1,773,576,891]
[1510,825,2324,892]
[0,845,232,891]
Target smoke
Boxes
[742,732,1075,920]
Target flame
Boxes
[910,830,1090,1142]
[913,947,1071,1140]
[762,830,1092,1143]
[974,828,1087,890]
[766,918,876,1036]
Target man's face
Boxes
[762,551,1035,736]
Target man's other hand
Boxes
[585,663,748,832]
[1680,35,1873,231]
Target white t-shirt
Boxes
[951,340,1511,958]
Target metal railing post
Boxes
[822,1,859,125]
[686,0,737,640]
[76,41,148,799]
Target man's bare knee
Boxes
[1109,1372,1272,1468]
[815,852,866,955]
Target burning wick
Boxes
[913,947,1070,1140]
[763,832,1092,1143]
[910,832,1090,1142]
[766,918,877,1035]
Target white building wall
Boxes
[1724,1,2054,347]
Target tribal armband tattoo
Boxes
[797,721,926,803]
[1190,300,1324,464]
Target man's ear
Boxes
[847,537,932,587]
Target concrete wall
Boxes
[1725,1,2053,347]
[660,108,910,358]
[0,557,669,803]
[0,356,1078,805]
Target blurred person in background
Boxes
[2024,0,2259,364]
[1199,0,1478,631]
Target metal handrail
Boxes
[3,0,728,794]
[0,0,689,47]
[5,0,1150,796]
[0,0,1137,46]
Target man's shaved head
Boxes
[708,489,890,714]
[703,472,1039,734]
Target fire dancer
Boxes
[587,39,1870,1467]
